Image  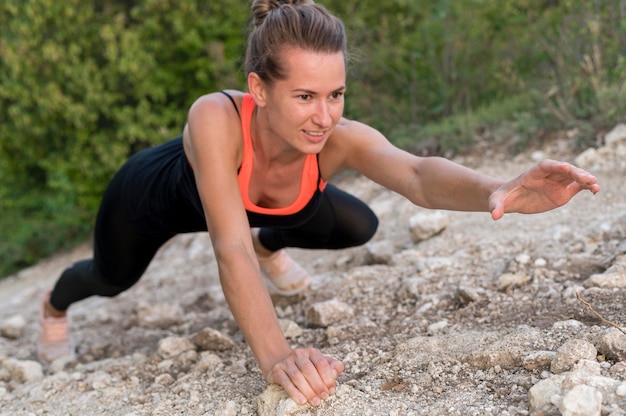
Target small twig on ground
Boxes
[575,291,626,335]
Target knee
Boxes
[355,210,379,245]
[92,266,139,297]
[342,207,378,247]
[91,278,131,298]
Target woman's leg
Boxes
[49,168,174,312]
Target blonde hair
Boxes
[245,0,347,83]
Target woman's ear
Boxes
[247,72,267,107]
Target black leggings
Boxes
[50,184,378,311]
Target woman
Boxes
[38,0,600,408]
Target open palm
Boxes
[489,160,601,221]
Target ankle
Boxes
[44,299,67,319]
[251,229,276,258]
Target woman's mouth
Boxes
[303,130,326,143]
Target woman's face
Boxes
[259,47,346,154]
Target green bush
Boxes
[0,0,247,277]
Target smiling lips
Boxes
[303,129,326,143]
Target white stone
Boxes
[497,273,531,290]
[256,384,304,416]
[408,211,449,243]
[278,319,303,339]
[528,375,565,411]
[523,351,556,371]
[191,327,234,351]
[306,299,354,327]
[2,358,44,383]
[557,384,602,416]
[0,315,26,339]
[605,123,626,147]
[597,328,626,362]
[158,336,196,359]
[136,304,184,328]
[551,339,597,374]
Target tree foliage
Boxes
[0,0,247,273]
[0,0,624,277]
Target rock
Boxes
[497,273,531,290]
[571,359,602,375]
[604,123,626,147]
[278,319,303,339]
[136,304,184,328]
[408,211,449,243]
[214,400,240,416]
[158,337,196,359]
[528,374,566,411]
[427,320,448,333]
[306,299,354,327]
[396,277,422,301]
[2,358,44,383]
[195,351,223,374]
[551,339,598,374]
[154,373,175,386]
[191,327,235,351]
[89,370,112,390]
[455,285,486,304]
[364,240,396,264]
[575,147,599,168]
[0,315,26,339]
[557,384,602,416]
[523,351,556,371]
[256,384,304,416]
[610,361,626,379]
[562,370,620,397]
[597,328,626,362]
[584,255,626,288]
[460,327,543,370]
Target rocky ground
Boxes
[1,125,626,416]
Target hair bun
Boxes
[251,0,314,27]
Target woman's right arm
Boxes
[184,94,342,406]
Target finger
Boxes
[328,357,344,376]
[569,165,598,183]
[309,353,336,395]
[266,368,309,406]
[491,206,504,221]
[328,358,345,394]
[489,197,505,221]
[291,368,323,406]
[294,352,328,405]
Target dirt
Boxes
[1,132,625,416]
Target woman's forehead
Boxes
[279,48,346,87]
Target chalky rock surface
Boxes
[1,126,626,415]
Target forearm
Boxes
[408,157,504,211]
[215,246,291,377]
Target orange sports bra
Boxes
[238,93,327,216]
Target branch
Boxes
[575,291,626,335]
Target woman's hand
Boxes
[489,159,600,220]
[266,348,344,407]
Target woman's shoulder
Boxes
[328,117,382,144]
[185,90,247,146]
[190,90,246,110]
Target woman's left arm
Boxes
[326,120,600,219]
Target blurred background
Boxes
[1,0,624,278]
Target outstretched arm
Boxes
[326,120,600,219]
